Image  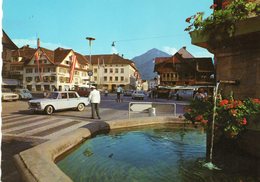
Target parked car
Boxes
[76,86,91,97]
[123,90,133,96]
[2,88,19,101]
[14,88,33,100]
[28,91,89,115]
[132,90,145,100]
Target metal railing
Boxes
[128,102,177,119]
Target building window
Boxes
[104,68,108,73]
[110,68,113,73]
[104,76,107,81]
[26,68,33,73]
[65,61,70,65]
[115,68,118,73]
[94,68,97,73]
[121,76,124,81]
[121,68,124,73]
[66,77,70,83]
[35,76,40,82]
[115,76,118,81]
[109,77,113,81]
[94,76,97,81]
[35,68,38,73]
[26,77,32,82]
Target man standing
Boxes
[116,85,123,102]
[88,86,101,119]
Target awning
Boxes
[2,79,20,86]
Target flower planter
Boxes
[190,16,260,50]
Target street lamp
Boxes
[86,37,95,88]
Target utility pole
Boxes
[86,37,95,88]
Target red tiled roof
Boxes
[12,46,36,60]
[74,51,88,65]
[40,47,55,64]
[54,47,72,64]
[2,30,18,50]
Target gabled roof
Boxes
[11,46,36,62]
[88,54,138,70]
[54,47,72,64]
[176,46,194,59]
[2,30,18,50]
[74,51,88,65]
[40,47,55,64]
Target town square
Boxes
[1,0,260,181]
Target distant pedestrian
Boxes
[104,89,108,96]
[88,86,101,119]
[116,86,123,102]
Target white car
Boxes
[2,88,19,101]
[132,90,145,100]
[28,91,89,115]
[14,88,33,100]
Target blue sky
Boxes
[3,0,213,59]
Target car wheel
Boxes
[77,103,85,111]
[45,105,54,115]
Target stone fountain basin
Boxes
[14,116,190,182]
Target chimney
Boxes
[183,46,186,49]
[37,38,40,48]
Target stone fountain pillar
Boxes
[190,16,260,99]
[190,15,260,159]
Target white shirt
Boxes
[117,87,123,93]
[88,89,101,103]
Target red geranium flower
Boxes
[252,98,260,104]
[195,115,203,121]
[185,17,192,23]
[241,118,247,125]
[219,99,229,106]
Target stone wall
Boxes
[215,43,260,99]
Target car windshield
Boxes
[47,92,59,99]
[23,89,30,93]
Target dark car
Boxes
[76,86,91,97]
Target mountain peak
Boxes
[132,48,170,80]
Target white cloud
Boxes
[111,46,118,54]
[162,46,177,55]
[13,38,70,50]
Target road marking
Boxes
[1,114,90,140]
[2,115,37,123]
[2,116,49,129]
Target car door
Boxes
[57,92,70,110]
[68,92,80,108]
